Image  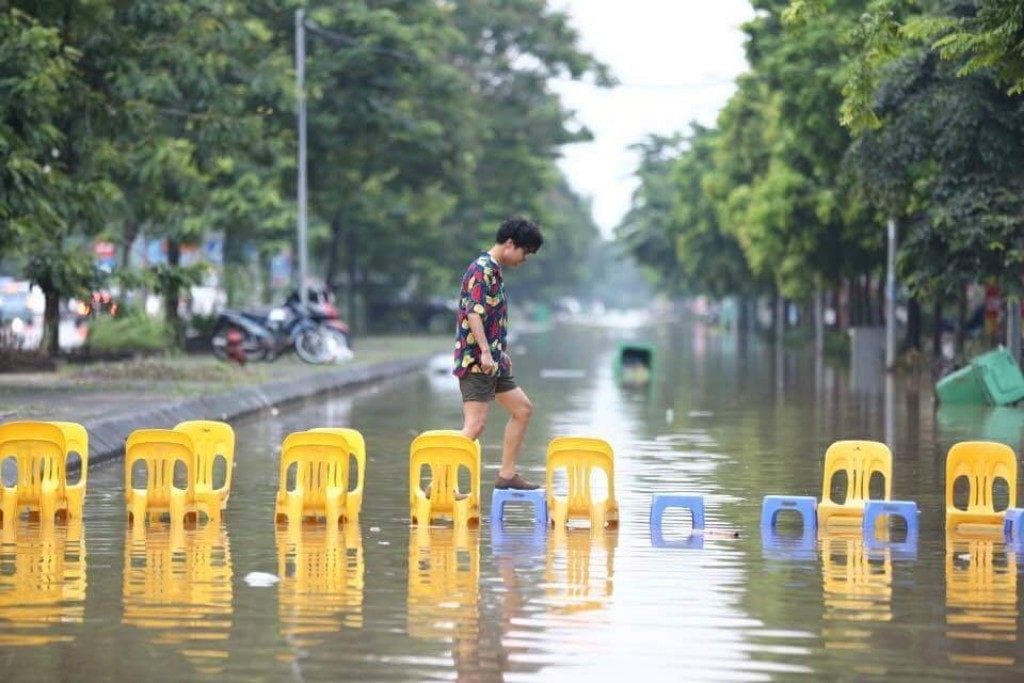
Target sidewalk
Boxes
[0,335,451,464]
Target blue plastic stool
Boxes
[862,500,918,539]
[1003,508,1024,543]
[490,488,547,527]
[650,493,705,534]
[760,495,817,532]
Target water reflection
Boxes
[407,526,479,641]
[276,523,364,648]
[0,519,86,646]
[122,522,233,674]
[945,536,1019,668]
[820,535,893,653]
[544,526,617,616]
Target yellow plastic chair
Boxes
[124,429,197,531]
[47,421,88,520]
[0,421,68,527]
[409,430,481,527]
[546,436,619,529]
[174,420,235,521]
[945,441,1017,532]
[310,427,366,522]
[275,430,352,526]
[816,440,892,529]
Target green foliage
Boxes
[86,307,173,353]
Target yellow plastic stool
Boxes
[0,421,69,527]
[174,420,235,521]
[409,430,481,526]
[817,440,892,529]
[310,427,366,522]
[945,441,1017,532]
[124,429,197,531]
[546,436,619,529]
[275,430,352,526]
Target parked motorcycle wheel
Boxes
[211,324,267,362]
[320,326,353,362]
[294,327,331,364]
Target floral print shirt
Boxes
[453,252,510,377]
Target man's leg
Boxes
[494,387,533,479]
[462,400,490,441]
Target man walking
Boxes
[453,216,543,490]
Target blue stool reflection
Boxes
[650,494,705,533]
[490,488,547,527]
[761,495,817,532]
[491,520,547,561]
[1003,508,1024,545]
[761,528,816,561]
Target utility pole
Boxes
[885,216,897,370]
[295,8,309,308]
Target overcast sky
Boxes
[550,1,755,236]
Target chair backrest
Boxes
[48,421,89,492]
[125,429,195,506]
[546,436,616,515]
[408,430,480,512]
[279,430,350,510]
[0,421,67,504]
[174,420,235,498]
[945,441,1018,513]
[820,440,892,505]
[310,427,366,495]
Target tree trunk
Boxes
[121,222,139,269]
[165,240,184,348]
[954,284,967,359]
[346,225,358,332]
[931,299,943,361]
[325,216,342,293]
[43,289,60,358]
[905,296,921,351]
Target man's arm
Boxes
[466,312,496,374]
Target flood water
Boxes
[3,320,1024,681]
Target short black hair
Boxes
[496,216,543,253]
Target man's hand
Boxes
[479,349,497,375]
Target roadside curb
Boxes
[85,355,433,466]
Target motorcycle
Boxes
[211,300,330,364]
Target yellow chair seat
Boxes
[817,440,892,529]
[546,436,618,529]
[945,441,1017,533]
[275,430,360,526]
[409,430,480,527]
[174,420,235,521]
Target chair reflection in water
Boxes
[0,518,86,647]
[945,536,1019,667]
[407,525,480,641]
[122,521,233,674]
[945,441,1017,534]
[817,440,892,530]
[546,437,618,530]
[275,428,365,527]
[820,535,893,652]
[276,522,364,648]
[0,421,89,531]
[546,525,617,615]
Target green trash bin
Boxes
[972,346,1024,406]
[615,342,655,385]
[935,364,988,405]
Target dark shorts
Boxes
[459,372,518,402]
